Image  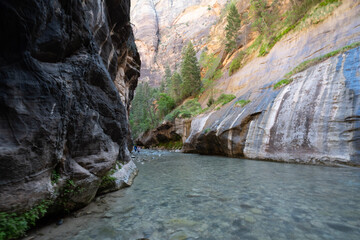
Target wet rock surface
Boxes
[0,0,140,213]
[136,120,182,148]
[182,1,360,166]
[183,47,360,166]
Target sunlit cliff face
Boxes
[130,0,228,86]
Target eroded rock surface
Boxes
[0,0,140,213]
[136,120,182,147]
[184,47,360,165]
[181,1,360,166]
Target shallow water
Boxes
[74,151,360,239]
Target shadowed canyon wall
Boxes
[0,0,140,213]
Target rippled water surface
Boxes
[74,151,360,240]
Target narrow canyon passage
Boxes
[28,150,360,240]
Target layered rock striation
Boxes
[184,47,360,165]
[0,0,140,213]
[182,1,360,166]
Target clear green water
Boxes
[74,151,360,240]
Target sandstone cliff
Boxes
[0,0,140,215]
[182,1,360,166]
[131,0,228,85]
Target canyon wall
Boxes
[131,0,228,85]
[183,1,360,166]
[184,47,360,165]
[0,0,140,213]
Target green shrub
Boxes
[246,35,263,54]
[0,200,52,240]
[207,95,215,107]
[259,43,269,56]
[235,99,251,107]
[285,41,360,79]
[259,23,297,57]
[165,99,202,121]
[57,179,84,212]
[201,52,222,86]
[273,79,293,89]
[248,0,341,58]
[203,128,211,134]
[215,94,236,106]
[296,0,341,30]
[319,0,339,7]
[199,107,210,114]
[212,69,223,80]
[100,169,117,189]
[157,140,183,149]
[51,169,60,185]
[229,51,245,75]
[157,93,176,119]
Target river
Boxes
[28,150,360,240]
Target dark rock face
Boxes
[136,121,182,148]
[0,0,140,213]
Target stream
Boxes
[29,150,360,240]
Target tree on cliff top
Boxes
[225,3,241,53]
[181,41,201,98]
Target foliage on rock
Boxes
[165,99,203,121]
[0,200,52,240]
[235,99,251,107]
[229,51,245,76]
[215,94,236,106]
[228,0,342,75]
[157,140,183,150]
[272,41,360,91]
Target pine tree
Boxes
[157,93,175,119]
[129,83,159,138]
[164,65,172,93]
[159,80,166,93]
[180,41,201,98]
[225,3,241,53]
[170,72,182,103]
